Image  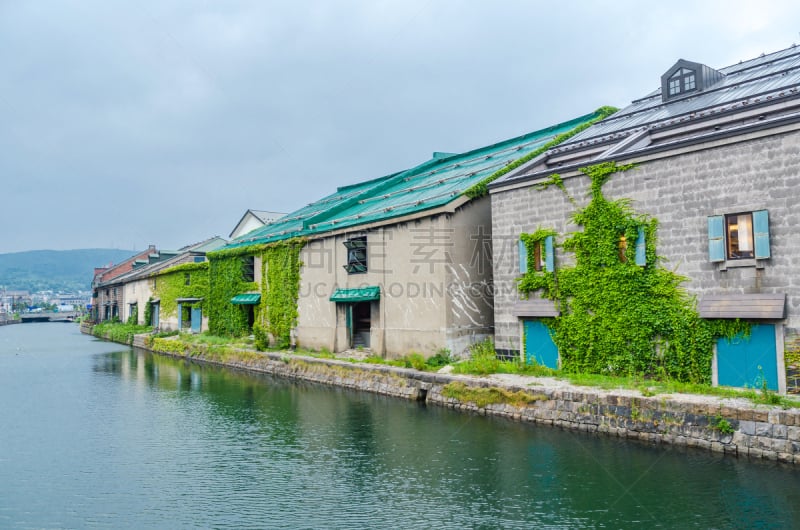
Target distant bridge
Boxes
[20,311,80,323]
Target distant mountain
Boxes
[0,249,137,293]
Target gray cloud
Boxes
[2,0,799,252]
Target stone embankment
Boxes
[105,330,800,465]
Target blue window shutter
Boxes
[518,239,527,273]
[635,227,646,266]
[707,216,725,262]
[753,210,770,259]
[544,236,554,272]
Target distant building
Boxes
[229,210,287,240]
[92,246,161,321]
[1,290,31,313]
[55,294,88,307]
[96,237,227,331]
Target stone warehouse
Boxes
[489,45,800,393]
[209,110,609,357]
[93,237,227,331]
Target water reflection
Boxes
[2,324,798,529]
[92,349,800,529]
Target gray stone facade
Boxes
[490,129,800,360]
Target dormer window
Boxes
[661,59,724,103]
[668,68,696,96]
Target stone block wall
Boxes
[490,130,800,359]
[426,382,800,464]
[135,334,800,464]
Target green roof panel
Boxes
[221,110,607,251]
[230,293,261,305]
[329,286,381,303]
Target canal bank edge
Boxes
[86,325,800,465]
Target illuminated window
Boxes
[618,235,628,262]
[725,213,754,260]
[708,210,770,263]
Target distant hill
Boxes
[0,249,137,293]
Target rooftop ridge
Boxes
[221,111,603,250]
[720,43,800,75]
[564,46,800,146]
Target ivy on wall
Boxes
[207,248,258,337]
[520,161,746,383]
[256,239,304,350]
[207,238,305,345]
[152,262,209,319]
[463,106,619,199]
[143,296,153,326]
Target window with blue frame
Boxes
[708,210,770,262]
[519,235,555,273]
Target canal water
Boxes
[1,323,798,529]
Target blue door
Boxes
[523,319,559,369]
[191,307,202,333]
[717,324,778,391]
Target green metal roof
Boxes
[230,293,261,305]
[329,286,381,303]
[223,111,603,250]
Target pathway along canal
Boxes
[1,323,798,528]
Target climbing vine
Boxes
[207,238,305,344]
[255,239,305,349]
[463,106,618,199]
[152,262,209,319]
[517,228,558,297]
[207,252,258,337]
[521,161,747,383]
[143,296,153,326]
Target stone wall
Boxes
[137,336,800,465]
[490,130,800,359]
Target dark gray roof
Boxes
[569,45,800,143]
[490,44,800,189]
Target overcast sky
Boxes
[2,1,799,254]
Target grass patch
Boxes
[178,332,254,350]
[453,339,557,377]
[441,381,545,408]
[92,321,152,345]
[453,339,800,408]
[563,372,800,408]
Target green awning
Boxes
[231,293,261,305]
[329,286,380,303]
